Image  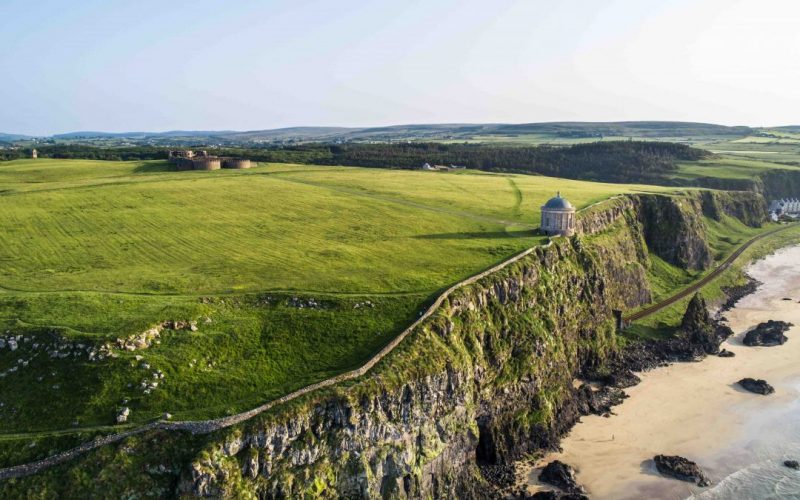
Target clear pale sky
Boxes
[1,0,798,135]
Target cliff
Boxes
[174,190,766,499]
[691,168,800,202]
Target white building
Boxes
[541,192,576,237]
[769,198,800,217]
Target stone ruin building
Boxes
[540,192,576,237]
[168,150,252,171]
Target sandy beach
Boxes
[521,245,800,499]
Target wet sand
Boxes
[520,245,800,499]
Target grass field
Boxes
[674,155,800,181]
[0,159,672,295]
[0,159,676,435]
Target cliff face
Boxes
[179,191,766,499]
[633,191,765,270]
[692,168,800,202]
[757,169,800,201]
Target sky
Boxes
[1,0,799,135]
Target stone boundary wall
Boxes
[0,193,638,481]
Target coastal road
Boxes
[624,223,796,323]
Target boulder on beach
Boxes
[784,460,799,470]
[737,378,775,395]
[538,460,586,495]
[653,454,711,487]
[718,349,735,358]
[743,320,793,347]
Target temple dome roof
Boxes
[543,192,574,210]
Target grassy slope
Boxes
[0,159,675,437]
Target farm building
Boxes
[540,192,576,237]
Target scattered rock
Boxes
[110,320,197,353]
[654,455,711,487]
[718,349,735,358]
[116,407,131,424]
[527,491,588,500]
[607,370,641,389]
[576,383,627,416]
[478,463,515,489]
[738,378,775,395]
[720,277,761,312]
[163,413,173,420]
[743,320,793,347]
[287,297,323,309]
[539,460,586,495]
[784,460,799,470]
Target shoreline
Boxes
[518,245,800,499]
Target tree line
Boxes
[1,141,707,184]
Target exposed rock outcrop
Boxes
[680,294,720,354]
[538,460,585,495]
[738,378,775,395]
[719,277,762,313]
[654,454,711,487]
[116,407,130,424]
[784,460,800,470]
[743,320,793,347]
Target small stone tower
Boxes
[31,149,38,159]
[540,192,576,237]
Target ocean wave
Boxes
[690,459,800,500]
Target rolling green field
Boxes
[0,159,671,295]
[0,159,676,437]
[674,155,800,181]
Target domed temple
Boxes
[540,192,576,237]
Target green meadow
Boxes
[0,159,675,437]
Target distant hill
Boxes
[0,132,31,141]
[4,121,756,146]
[219,121,754,143]
[51,130,238,139]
